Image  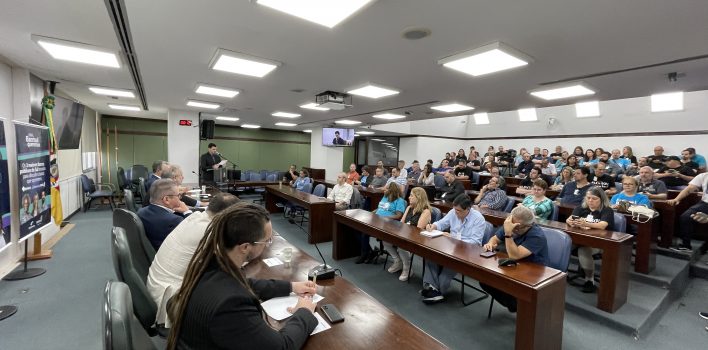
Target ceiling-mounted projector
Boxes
[315,90,352,110]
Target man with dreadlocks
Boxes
[167,202,318,349]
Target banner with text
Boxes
[14,122,51,240]
[0,119,11,247]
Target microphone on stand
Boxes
[287,217,337,280]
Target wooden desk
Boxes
[407,184,436,203]
[231,180,280,188]
[556,203,656,274]
[246,235,446,350]
[265,185,336,244]
[653,193,705,247]
[303,167,326,181]
[476,207,633,313]
[332,209,566,350]
[313,179,336,189]
[355,185,385,210]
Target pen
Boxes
[313,270,318,285]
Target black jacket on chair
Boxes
[176,263,317,350]
[137,204,186,250]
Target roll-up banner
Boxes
[13,121,51,242]
[0,118,11,250]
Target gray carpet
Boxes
[0,205,706,350]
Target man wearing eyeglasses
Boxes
[138,179,193,250]
[327,172,353,211]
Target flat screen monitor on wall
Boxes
[322,128,354,147]
[52,96,85,149]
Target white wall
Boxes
[167,109,200,184]
[310,129,343,181]
[0,61,17,274]
[387,90,708,164]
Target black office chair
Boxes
[137,178,148,206]
[123,190,138,213]
[103,280,158,350]
[112,209,155,277]
[111,227,158,336]
[81,174,116,212]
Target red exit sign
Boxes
[179,120,192,126]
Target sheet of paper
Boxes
[261,294,325,321]
[263,257,283,267]
[311,312,332,335]
[421,230,445,238]
[218,160,228,166]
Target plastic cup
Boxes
[282,247,293,267]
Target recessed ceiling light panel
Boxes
[651,92,683,112]
[89,86,134,98]
[300,103,330,111]
[530,83,595,100]
[272,111,301,118]
[335,120,362,125]
[431,103,475,113]
[275,122,297,127]
[473,113,490,124]
[195,84,240,98]
[372,113,406,120]
[108,104,140,111]
[33,35,120,68]
[517,108,538,122]
[241,124,261,129]
[347,84,399,99]
[210,48,280,78]
[215,116,239,121]
[256,0,374,28]
[438,41,531,76]
[187,100,220,109]
[303,129,313,133]
[357,131,375,135]
[575,101,601,118]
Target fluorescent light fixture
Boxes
[518,108,538,122]
[575,101,601,118]
[651,92,683,112]
[272,111,301,118]
[215,116,239,122]
[371,138,385,142]
[335,120,361,125]
[431,103,474,113]
[241,124,261,129]
[108,104,140,111]
[530,83,595,101]
[381,142,392,145]
[303,129,313,133]
[275,122,297,127]
[357,131,375,135]
[210,48,280,78]
[256,0,373,28]
[187,100,220,109]
[89,86,134,98]
[354,133,361,137]
[372,113,406,120]
[300,103,330,111]
[438,41,531,77]
[195,84,240,98]
[347,84,399,99]
[473,113,490,125]
[33,35,120,68]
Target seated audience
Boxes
[474,176,507,210]
[514,148,528,166]
[407,160,422,180]
[656,156,695,188]
[625,156,647,177]
[681,149,700,174]
[582,149,597,168]
[421,195,486,304]
[594,147,605,158]
[327,173,353,210]
[551,167,574,192]
[453,159,473,180]
[554,151,570,172]
[162,164,207,208]
[572,146,585,160]
[146,160,169,193]
[357,182,406,264]
[147,193,240,325]
[398,160,408,178]
[551,146,564,161]
[540,158,557,177]
[558,167,593,206]
[516,153,535,178]
[469,146,479,158]
[646,145,668,169]
[610,149,630,170]
[385,167,407,190]
[480,206,548,312]
[621,146,638,166]
[599,152,624,178]
[292,169,311,191]
[566,186,615,293]
[417,164,435,186]
[531,147,544,164]
[467,152,481,171]
[520,179,554,219]
[346,163,360,184]
[138,179,192,250]
[667,172,708,251]
[455,149,467,163]
[389,187,432,281]
[686,147,706,172]
[435,159,453,174]
[285,164,298,183]
[490,167,506,189]
[381,185,422,279]
[439,170,465,203]
[591,162,617,195]
[377,160,390,177]
[636,166,668,199]
[166,203,317,349]
[541,148,552,163]
[517,167,542,196]
[353,166,372,187]
[369,167,389,188]
[611,176,652,209]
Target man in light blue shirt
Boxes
[687,147,707,172]
[421,194,486,304]
[385,167,407,190]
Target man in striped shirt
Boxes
[474,176,508,210]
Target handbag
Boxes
[628,205,659,223]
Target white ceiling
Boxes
[1,0,708,131]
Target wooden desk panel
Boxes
[246,235,446,350]
[265,185,336,244]
[332,210,565,350]
[354,185,385,210]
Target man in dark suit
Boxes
[145,160,168,193]
[332,131,347,145]
[137,178,191,250]
[200,143,222,183]
[440,170,465,203]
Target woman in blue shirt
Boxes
[292,169,311,191]
[356,183,406,264]
[610,176,652,208]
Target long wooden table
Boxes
[265,185,336,244]
[231,180,280,188]
[332,209,566,350]
[246,234,446,349]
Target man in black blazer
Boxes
[145,160,168,193]
[138,179,191,250]
[200,143,222,183]
[440,170,465,203]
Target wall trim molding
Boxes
[212,135,310,145]
[399,130,708,141]
[102,129,166,137]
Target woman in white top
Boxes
[417,163,435,186]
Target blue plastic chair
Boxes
[550,203,559,221]
[503,197,515,213]
[613,212,627,233]
[433,174,446,189]
[259,170,268,180]
[313,184,326,197]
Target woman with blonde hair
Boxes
[551,167,574,191]
[384,187,432,281]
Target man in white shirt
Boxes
[146,192,240,325]
[386,167,407,191]
[668,172,708,251]
[328,172,353,210]
[398,160,408,178]
[540,159,557,177]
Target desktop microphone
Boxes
[287,217,337,280]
